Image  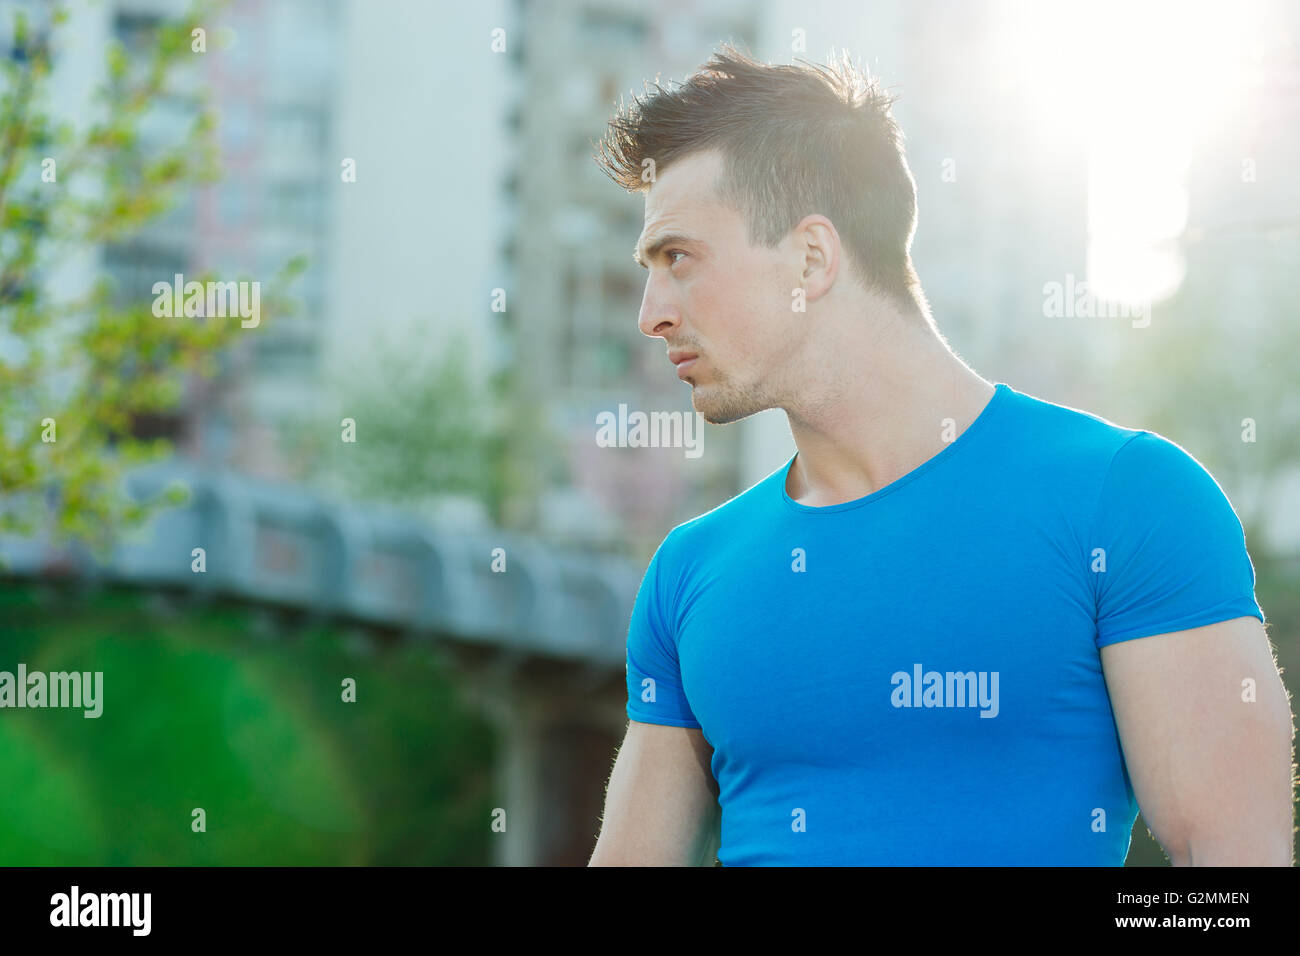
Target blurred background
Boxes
[0,0,1297,866]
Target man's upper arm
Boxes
[1090,431,1293,863]
[589,719,720,866]
[592,528,721,864]
[1100,616,1296,865]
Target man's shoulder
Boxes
[655,459,789,558]
[997,386,1170,501]
[1003,386,1238,530]
[1002,385,1146,458]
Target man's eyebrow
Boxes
[633,231,693,269]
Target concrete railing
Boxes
[0,461,640,667]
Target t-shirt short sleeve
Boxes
[625,533,701,728]
[1092,431,1264,648]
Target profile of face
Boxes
[635,150,811,425]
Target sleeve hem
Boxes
[626,707,701,729]
[1096,600,1265,648]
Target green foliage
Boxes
[284,327,555,529]
[0,581,497,865]
[0,1,300,557]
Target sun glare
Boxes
[997,0,1266,305]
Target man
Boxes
[587,46,1294,866]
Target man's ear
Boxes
[794,214,840,302]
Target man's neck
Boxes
[782,316,995,508]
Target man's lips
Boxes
[669,350,700,379]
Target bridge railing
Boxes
[0,460,641,667]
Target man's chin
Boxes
[691,388,758,426]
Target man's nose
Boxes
[638,274,681,338]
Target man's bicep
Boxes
[1100,616,1295,865]
[589,719,720,866]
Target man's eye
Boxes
[666,250,686,265]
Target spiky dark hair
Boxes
[595,43,924,312]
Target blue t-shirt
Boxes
[624,381,1264,865]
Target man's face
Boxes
[635,149,801,425]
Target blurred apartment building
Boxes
[12,0,511,510]
[8,0,344,472]
[17,0,757,560]
[112,0,343,474]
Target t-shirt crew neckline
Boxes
[779,381,1011,515]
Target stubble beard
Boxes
[689,366,774,425]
